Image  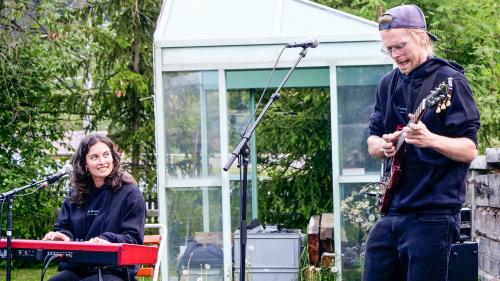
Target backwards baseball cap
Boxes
[379,4,438,41]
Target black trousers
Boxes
[362,212,459,281]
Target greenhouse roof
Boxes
[154,0,380,47]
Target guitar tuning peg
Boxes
[441,103,447,110]
[436,107,441,113]
[446,100,451,107]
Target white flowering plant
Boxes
[301,264,338,281]
[341,183,380,233]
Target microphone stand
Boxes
[223,47,309,281]
[1,178,48,281]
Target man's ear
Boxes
[418,31,429,45]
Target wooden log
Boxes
[307,215,320,266]
[320,252,335,268]
[472,147,500,279]
[320,213,334,254]
[478,236,500,277]
[475,207,500,241]
[471,155,489,170]
[319,213,334,240]
[472,174,500,208]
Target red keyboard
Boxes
[0,239,158,266]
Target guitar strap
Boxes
[412,69,438,112]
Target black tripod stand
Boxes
[223,47,310,281]
[1,179,49,281]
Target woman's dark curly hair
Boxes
[70,133,136,204]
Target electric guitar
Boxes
[378,77,454,214]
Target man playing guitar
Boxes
[363,4,480,281]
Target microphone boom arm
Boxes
[0,168,68,281]
[223,47,309,281]
[223,47,308,171]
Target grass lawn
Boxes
[0,265,58,281]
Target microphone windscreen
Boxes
[62,163,73,175]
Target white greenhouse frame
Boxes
[153,1,393,280]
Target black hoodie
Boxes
[369,57,480,213]
[53,183,146,280]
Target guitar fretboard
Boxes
[392,78,452,154]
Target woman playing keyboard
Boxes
[43,133,146,281]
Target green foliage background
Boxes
[0,0,159,241]
[0,1,83,239]
[0,0,498,241]
[257,88,333,227]
[258,0,499,229]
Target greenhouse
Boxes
[153,0,393,280]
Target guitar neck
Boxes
[394,102,428,152]
[391,77,452,155]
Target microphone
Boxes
[286,38,319,49]
[41,164,72,187]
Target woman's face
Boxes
[85,141,114,187]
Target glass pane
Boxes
[226,67,331,232]
[226,68,330,89]
[226,89,255,176]
[229,179,253,230]
[226,88,255,230]
[337,65,392,175]
[340,182,380,281]
[162,71,220,179]
[166,187,224,280]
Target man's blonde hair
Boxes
[378,14,392,26]
[408,29,434,56]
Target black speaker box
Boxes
[448,242,478,281]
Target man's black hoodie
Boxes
[369,57,480,213]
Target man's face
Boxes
[381,28,428,74]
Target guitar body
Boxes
[376,77,454,214]
[378,126,405,214]
[379,142,404,214]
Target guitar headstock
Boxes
[424,77,453,113]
